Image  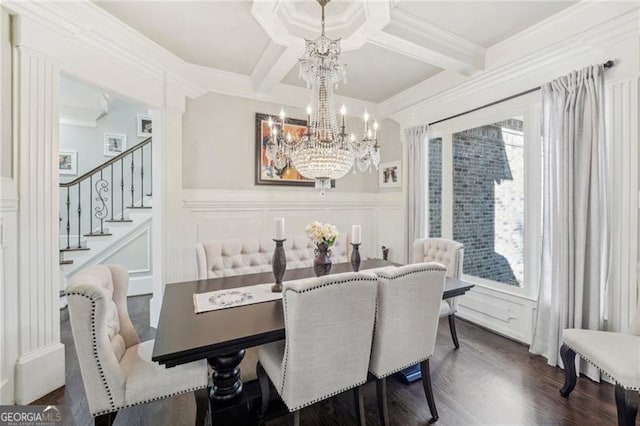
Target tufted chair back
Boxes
[66,264,140,416]
[277,271,378,411]
[195,234,349,279]
[413,238,464,279]
[369,263,447,378]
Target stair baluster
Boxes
[89,175,93,235]
[140,145,144,207]
[65,187,71,250]
[121,160,125,220]
[110,164,114,221]
[130,152,135,208]
[77,184,81,249]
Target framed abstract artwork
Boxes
[254,113,315,186]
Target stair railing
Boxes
[59,137,152,261]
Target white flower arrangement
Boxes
[305,221,339,247]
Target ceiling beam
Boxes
[250,41,304,95]
[378,9,485,75]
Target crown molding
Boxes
[380,5,640,123]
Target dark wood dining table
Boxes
[152,259,474,417]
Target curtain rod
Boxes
[428,60,614,127]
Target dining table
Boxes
[152,259,474,420]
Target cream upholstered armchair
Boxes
[560,301,640,426]
[66,265,209,426]
[369,263,447,424]
[413,238,465,348]
[256,271,378,426]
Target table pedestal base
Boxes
[208,349,245,402]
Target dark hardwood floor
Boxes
[35,295,627,425]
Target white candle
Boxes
[351,225,362,245]
[275,218,285,240]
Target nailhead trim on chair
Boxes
[563,341,640,391]
[370,355,432,379]
[275,276,379,412]
[67,292,208,417]
[67,292,116,413]
[375,265,447,280]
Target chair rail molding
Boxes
[13,45,65,404]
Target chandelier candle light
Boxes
[266,0,381,194]
[272,218,286,293]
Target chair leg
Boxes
[559,344,577,397]
[194,387,210,426]
[95,412,117,426]
[257,361,271,418]
[420,359,439,422]
[290,410,300,426]
[448,313,460,349]
[375,377,390,426]
[615,384,639,426]
[353,385,366,426]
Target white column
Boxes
[13,46,65,404]
[150,85,185,327]
[605,77,639,332]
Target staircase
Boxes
[59,137,153,292]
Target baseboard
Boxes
[129,275,152,296]
[14,343,65,404]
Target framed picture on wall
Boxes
[58,150,77,175]
[255,112,316,186]
[379,161,401,188]
[137,115,152,137]
[104,133,127,157]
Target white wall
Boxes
[173,91,405,282]
[60,97,150,181]
[182,91,401,193]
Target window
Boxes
[452,118,524,286]
[428,138,442,238]
[427,95,541,296]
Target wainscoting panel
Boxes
[457,285,537,344]
[173,189,403,283]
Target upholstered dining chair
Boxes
[559,300,640,426]
[369,263,447,425]
[194,235,349,383]
[413,238,464,348]
[66,264,209,426]
[256,271,379,426]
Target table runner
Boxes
[193,283,282,313]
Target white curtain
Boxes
[405,125,429,262]
[530,65,608,380]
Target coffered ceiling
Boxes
[94,0,577,104]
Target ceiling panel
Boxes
[94,1,270,75]
[394,1,577,47]
[282,43,441,103]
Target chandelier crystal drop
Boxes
[266,0,380,193]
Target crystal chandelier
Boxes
[266,0,380,192]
